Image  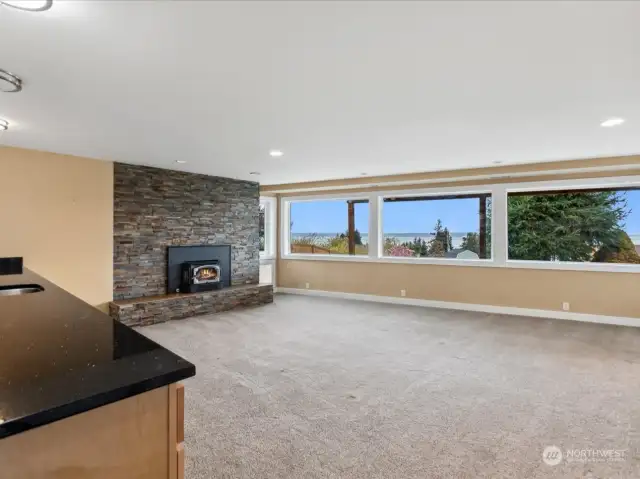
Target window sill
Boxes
[280,254,640,273]
[506,260,640,273]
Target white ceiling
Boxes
[1,1,639,185]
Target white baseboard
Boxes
[275,287,639,328]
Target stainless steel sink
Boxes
[0,284,44,296]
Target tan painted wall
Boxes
[278,261,639,318]
[0,146,113,308]
[270,154,640,319]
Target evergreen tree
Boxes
[428,219,452,255]
[592,230,640,264]
[442,227,453,252]
[428,239,445,257]
[339,229,363,245]
[259,205,265,251]
[461,232,480,254]
[401,237,427,257]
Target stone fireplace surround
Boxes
[109,163,272,326]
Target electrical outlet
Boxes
[305,282,310,289]
[562,302,570,311]
[400,289,406,297]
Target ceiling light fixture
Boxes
[0,119,8,131]
[0,69,22,93]
[0,0,53,11]
[175,160,187,164]
[249,172,260,176]
[600,118,625,128]
[269,150,283,158]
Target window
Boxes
[507,187,640,264]
[259,203,266,252]
[382,193,491,259]
[289,199,369,255]
[259,197,276,258]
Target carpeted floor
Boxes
[138,294,640,478]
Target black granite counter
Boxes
[0,269,195,439]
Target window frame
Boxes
[504,175,640,273]
[379,188,495,264]
[280,175,640,273]
[281,192,374,261]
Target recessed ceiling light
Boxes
[0,0,53,11]
[249,172,260,176]
[175,160,187,164]
[269,150,283,158]
[601,118,625,127]
[0,69,22,93]
[0,119,8,131]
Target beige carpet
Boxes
[138,294,640,478]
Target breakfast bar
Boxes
[0,266,195,479]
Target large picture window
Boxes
[507,187,640,264]
[289,199,369,255]
[382,193,491,259]
[280,176,640,272]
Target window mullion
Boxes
[368,194,381,258]
[492,185,507,267]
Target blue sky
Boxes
[290,191,640,234]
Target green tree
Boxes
[403,237,428,257]
[340,229,363,245]
[484,197,492,258]
[428,239,445,257]
[461,232,480,254]
[259,205,265,251]
[384,237,399,254]
[592,230,640,264]
[508,191,628,261]
[427,219,452,255]
[442,227,453,252]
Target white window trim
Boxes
[280,175,640,273]
[260,196,277,260]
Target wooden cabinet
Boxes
[0,383,186,479]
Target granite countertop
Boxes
[0,269,195,439]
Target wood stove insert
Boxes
[167,245,231,294]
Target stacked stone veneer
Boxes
[113,163,260,300]
[110,284,274,327]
